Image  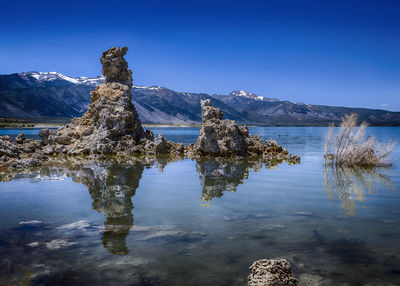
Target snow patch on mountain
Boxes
[20,71,104,86]
[229,90,281,102]
[230,90,264,101]
[76,76,105,86]
[133,85,162,90]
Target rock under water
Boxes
[248,259,298,286]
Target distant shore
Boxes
[1,118,400,128]
[0,121,201,129]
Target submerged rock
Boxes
[9,157,43,170]
[248,259,298,286]
[45,239,77,250]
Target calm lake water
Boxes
[0,127,399,285]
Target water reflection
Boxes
[35,157,183,255]
[0,156,294,253]
[39,159,147,254]
[324,165,396,216]
[196,159,264,205]
[78,163,143,254]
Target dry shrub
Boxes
[324,114,395,167]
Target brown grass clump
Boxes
[324,114,395,167]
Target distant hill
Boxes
[1,71,399,126]
[0,72,102,118]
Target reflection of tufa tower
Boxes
[196,159,262,206]
[74,161,144,254]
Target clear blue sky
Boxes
[1,0,399,111]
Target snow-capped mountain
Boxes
[0,72,103,118]
[229,90,279,102]
[20,71,104,86]
[1,71,399,125]
[229,90,264,101]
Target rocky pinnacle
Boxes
[101,47,133,89]
[36,47,151,155]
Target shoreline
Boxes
[1,123,400,129]
[0,123,201,129]
[2,118,400,128]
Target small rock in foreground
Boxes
[248,259,298,286]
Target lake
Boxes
[0,127,399,285]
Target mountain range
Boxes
[1,71,399,126]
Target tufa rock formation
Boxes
[196,100,249,156]
[0,134,45,170]
[39,46,153,156]
[248,259,298,286]
[0,47,300,171]
[191,99,300,163]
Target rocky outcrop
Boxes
[0,47,300,172]
[15,132,25,144]
[43,47,152,155]
[0,134,46,170]
[193,99,300,163]
[248,259,298,286]
[196,100,249,156]
[0,136,19,159]
[154,134,184,156]
[0,47,157,170]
